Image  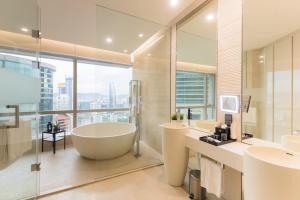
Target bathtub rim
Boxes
[71,122,136,139]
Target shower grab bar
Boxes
[0,105,19,129]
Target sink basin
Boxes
[282,135,300,153]
[160,123,189,186]
[160,123,188,130]
[244,146,300,200]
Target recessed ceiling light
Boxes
[106,37,112,43]
[206,13,215,22]
[260,55,264,59]
[138,33,144,38]
[170,0,178,7]
[147,53,152,57]
[123,49,128,53]
[259,60,264,63]
[21,27,29,33]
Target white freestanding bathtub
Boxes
[71,122,136,160]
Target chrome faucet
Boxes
[176,109,181,122]
[188,108,192,126]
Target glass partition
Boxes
[0,0,170,197]
[37,2,165,195]
[0,0,41,200]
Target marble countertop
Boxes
[185,128,280,172]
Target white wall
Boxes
[177,31,217,66]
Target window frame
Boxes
[0,47,131,130]
[175,70,216,120]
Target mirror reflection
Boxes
[242,0,300,143]
[176,0,218,130]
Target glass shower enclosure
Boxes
[0,0,41,199]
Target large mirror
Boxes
[176,0,218,130]
[175,0,218,194]
[242,0,300,143]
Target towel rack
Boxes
[0,105,19,129]
[200,154,224,169]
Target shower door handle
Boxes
[6,105,20,128]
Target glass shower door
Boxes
[0,0,41,199]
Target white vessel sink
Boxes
[160,123,188,130]
[282,135,300,153]
[160,123,189,186]
[244,146,300,200]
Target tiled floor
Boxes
[0,141,162,199]
[40,142,162,194]
[39,166,189,200]
[40,158,221,200]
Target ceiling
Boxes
[244,0,300,50]
[96,0,197,25]
[179,0,217,40]
[95,6,162,53]
[177,0,217,65]
[0,0,198,54]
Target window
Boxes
[40,56,73,111]
[0,49,132,133]
[77,60,132,110]
[77,111,129,127]
[176,71,216,120]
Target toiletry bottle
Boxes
[47,122,52,132]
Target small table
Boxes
[42,129,66,154]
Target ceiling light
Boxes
[138,33,144,38]
[21,27,29,33]
[170,0,178,7]
[259,60,264,63]
[123,49,128,53]
[206,13,215,22]
[106,37,112,43]
[147,53,152,57]
[260,55,264,59]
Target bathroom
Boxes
[0,0,300,200]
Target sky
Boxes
[1,52,132,96]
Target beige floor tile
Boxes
[39,166,189,200]
[40,142,162,194]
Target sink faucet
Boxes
[176,109,181,122]
[188,108,192,126]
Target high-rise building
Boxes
[56,76,73,110]
[40,62,56,111]
[176,71,215,119]
[58,83,66,95]
[65,76,73,105]
[40,62,56,130]
[176,71,206,107]
[109,82,117,108]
